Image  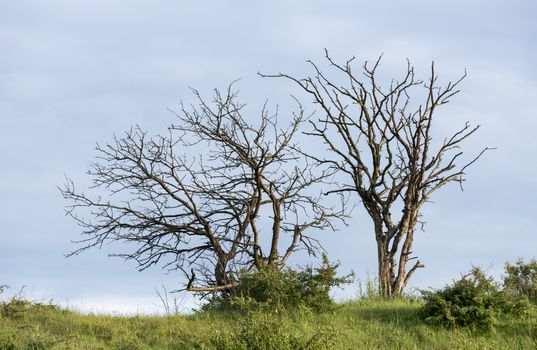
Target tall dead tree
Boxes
[262,51,490,298]
[60,83,345,294]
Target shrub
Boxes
[420,267,531,330]
[209,310,339,350]
[503,257,537,304]
[203,254,352,313]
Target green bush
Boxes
[503,257,537,304]
[203,254,352,313]
[209,310,339,350]
[420,267,531,330]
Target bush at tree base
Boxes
[201,254,353,313]
[209,310,339,350]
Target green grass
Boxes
[0,298,535,349]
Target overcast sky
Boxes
[1,0,536,314]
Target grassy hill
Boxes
[0,298,535,349]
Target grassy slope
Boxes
[0,299,535,349]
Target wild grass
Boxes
[0,297,535,349]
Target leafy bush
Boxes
[203,254,352,313]
[420,267,532,330]
[503,257,537,304]
[210,310,339,350]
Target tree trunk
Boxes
[375,213,420,298]
[268,201,281,266]
[375,220,393,298]
[377,244,392,298]
[215,258,229,286]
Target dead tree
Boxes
[60,83,346,294]
[262,51,491,298]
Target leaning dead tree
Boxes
[60,84,345,294]
[262,51,490,298]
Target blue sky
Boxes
[1,0,536,313]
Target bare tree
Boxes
[262,51,491,298]
[60,83,346,294]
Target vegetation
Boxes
[503,258,537,304]
[202,254,353,313]
[2,259,537,349]
[30,50,529,347]
[420,267,533,330]
[1,297,535,350]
